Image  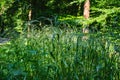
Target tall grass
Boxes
[0,27,120,80]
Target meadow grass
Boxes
[0,27,120,80]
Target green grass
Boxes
[0,27,120,80]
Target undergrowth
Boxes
[0,27,120,80]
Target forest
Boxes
[0,0,120,80]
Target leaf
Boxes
[29,50,37,55]
[12,70,26,76]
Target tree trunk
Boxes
[77,4,81,16]
[82,0,90,40]
[83,0,90,19]
[27,9,32,37]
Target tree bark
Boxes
[83,0,90,19]
[27,9,32,37]
[27,0,32,37]
[82,0,90,40]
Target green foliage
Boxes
[0,0,120,37]
[0,27,119,79]
[0,0,120,79]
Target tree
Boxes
[83,0,90,19]
[82,0,90,40]
[83,0,90,33]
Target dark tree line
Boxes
[0,0,120,37]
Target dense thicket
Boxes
[0,0,120,37]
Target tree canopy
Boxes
[0,0,120,37]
